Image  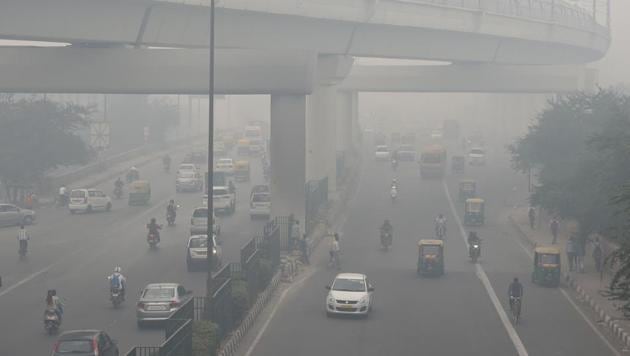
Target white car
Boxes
[213,186,235,214]
[190,206,220,235]
[176,171,203,192]
[431,129,443,140]
[468,147,486,166]
[249,192,271,219]
[325,273,374,317]
[68,189,112,214]
[374,145,391,161]
[216,158,235,175]
[186,234,222,271]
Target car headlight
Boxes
[212,247,217,255]
[359,296,369,305]
[327,295,335,304]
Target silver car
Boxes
[190,207,220,235]
[176,171,203,192]
[136,283,192,326]
[186,234,222,271]
[0,204,35,227]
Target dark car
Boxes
[52,330,118,356]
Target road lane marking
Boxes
[443,180,529,356]
[0,264,54,298]
[243,268,316,356]
[509,218,621,355]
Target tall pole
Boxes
[206,0,215,311]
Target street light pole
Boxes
[206,0,216,311]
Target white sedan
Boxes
[326,273,374,317]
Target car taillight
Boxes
[53,341,60,352]
[170,301,180,308]
[92,338,99,356]
[137,302,145,309]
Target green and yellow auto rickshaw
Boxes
[128,180,151,206]
[234,160,250,182]
[464,198,485,226]
[451,155,465,174]
[458,179,476,201]
[532,246,561,287]
[417,239,444,277]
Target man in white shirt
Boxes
[58,186,67,206]
[17,225,30,254]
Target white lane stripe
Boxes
[0,264,54,298]
[443,180,529,356]
[508,216,621,355]
[243,269,316,356]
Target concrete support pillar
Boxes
[270,94,306,224]
[306,84,338,194]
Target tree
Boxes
[0,96,92,200]
[147,98,178,144]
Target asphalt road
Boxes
[243,139,620,356]
[0,149,268,355]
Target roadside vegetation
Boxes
[509,88,630,314]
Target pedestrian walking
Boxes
[528,207,536,229]
[290,218,301,251]
[550,217,559,244]
[299,233,310,265]
[329,233,341,269]
[592,237,603,273]
[566,235,577,271]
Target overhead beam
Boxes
[0,47,316,95]
[340,64,597,93]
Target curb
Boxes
[218,272,282,356]
[509,214,630,348]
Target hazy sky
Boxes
[595,0,630,86]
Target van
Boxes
[68,189,112,214]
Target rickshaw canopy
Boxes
[129,180,150,192]
[465,198,484,211]
[534,246,560,255]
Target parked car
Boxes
[68,189,112,214]
[216,158,235,175]
[186,234,222,271]
[0,203,35,227]
[325,273,374,317]
[374,145,391,161]
[190,206,220,235]
[176,171,203,192]
[51,330,119,356]
[213,186,235,214]
[136,283,193,326]
[249,192,271,219]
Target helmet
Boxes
[514,277,519,283]
[169,199,175,204]
[150,218,156,223]
[114,266,122,273]
[438,213,444,219]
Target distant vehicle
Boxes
[68,189,112,214]
[51,330,119,356]
[250,192,271,219]
[212,186,236,214]
[325,273,374,317]
[187,234,222,271]
[430,129,443,140]
[397,145,416,161]
[176,171,203,192]
[216,158,235,175]
[374,145,391,161]
[419,145,447,179]
[178,163,199,174]
[0,203,35,227]
[190,206,220,236]
[248,138,265,155]
[468,147,486,166]
[136,283,193,326]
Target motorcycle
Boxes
[390,187,398,202]
[147,232,160,248]
[113,186,123,200]
[166,211,176,226]
[380,232,392,250]
[391,159,398,170]
[470,242,481,263]
[110,287,124,308]
[44,308,61,335]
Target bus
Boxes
[419,145,447,179]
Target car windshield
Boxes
[193,208,208,218]
[540,254,560,264]
[376,146,388,152]
[70,190,85,198]
[180,165,194,170]
[252,193,270,203]
[471,149,484,155]
[422,245,441,255]
[179,172,195,178]
[57,340,94,353]
[214,189,228,196]
[422,154,443,163]
[332,278,365,292]
[190,237,208,248]
[143,287,175,300]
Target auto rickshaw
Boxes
[532,246,561,287]
[458,179,476,201]
[464,198,485,226]
[417,239,444,276]
[234,160,250,182]
[128,180,151,206]
[451,155,465,174]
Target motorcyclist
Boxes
[508,277,524,311]
[108,266,127,299]
[467,231,481,256]
[46,289,63,321]
[115,177,124,190]
[435,214,447,237]
[391,178,398,189]
[127,166,139,182]
[166,200,177,222]
[147,218,162,242]
[17,225,30,255]
[380,219,393,245]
